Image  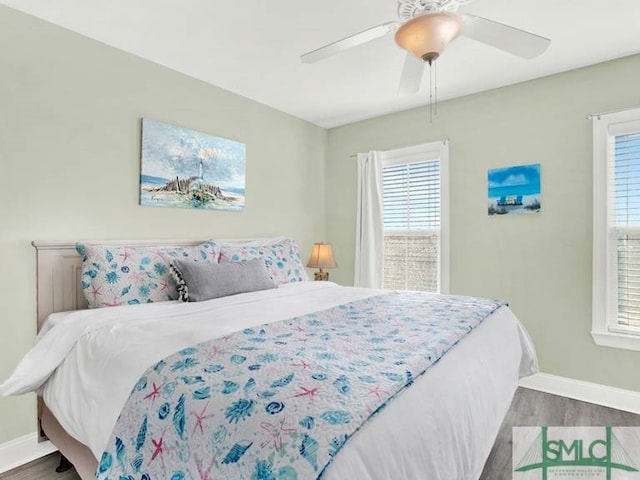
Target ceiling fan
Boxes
[300,0,551,95]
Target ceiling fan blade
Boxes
[461,14,550,59]
[398,53,424,96]
[300,21,398,64]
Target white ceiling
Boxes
[3,0,640,128]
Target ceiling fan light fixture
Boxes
[394,12,463,64]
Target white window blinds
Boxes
[382,159,441,292]
[593,107,640,351]
[611,129,640,328]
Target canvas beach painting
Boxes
[488,164,541,215]
[140,119,246,211]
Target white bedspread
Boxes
[1,282,537,480]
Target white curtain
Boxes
[354,151,384,288]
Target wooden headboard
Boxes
[33,242,86,332]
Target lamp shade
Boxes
[394,12,463,64]
[306,242,337,269]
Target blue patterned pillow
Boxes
[75,242,220,308]
[212,238,308,285]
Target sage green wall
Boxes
[0,5,327,444]
[326,54,640,392]
[2,1,639,452]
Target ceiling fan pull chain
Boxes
[434,59,438,116]
[429,61,434,123]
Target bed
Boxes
[0,238,537,480]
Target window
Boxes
[593,107,640,351]
[381,142,449,292]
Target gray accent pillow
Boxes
[170,258,276,302]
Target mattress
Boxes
[1,281,537,479]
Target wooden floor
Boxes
[2,387,639,480]
[0,454,79,480]
[479,387,640,479]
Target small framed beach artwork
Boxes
[140,119,246,211]
[488,163,541,216]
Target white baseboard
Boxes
[0,433,57,475]
[519,372,640,415]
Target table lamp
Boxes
[307,242,337,281]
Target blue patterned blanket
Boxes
[95,291,504,480]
